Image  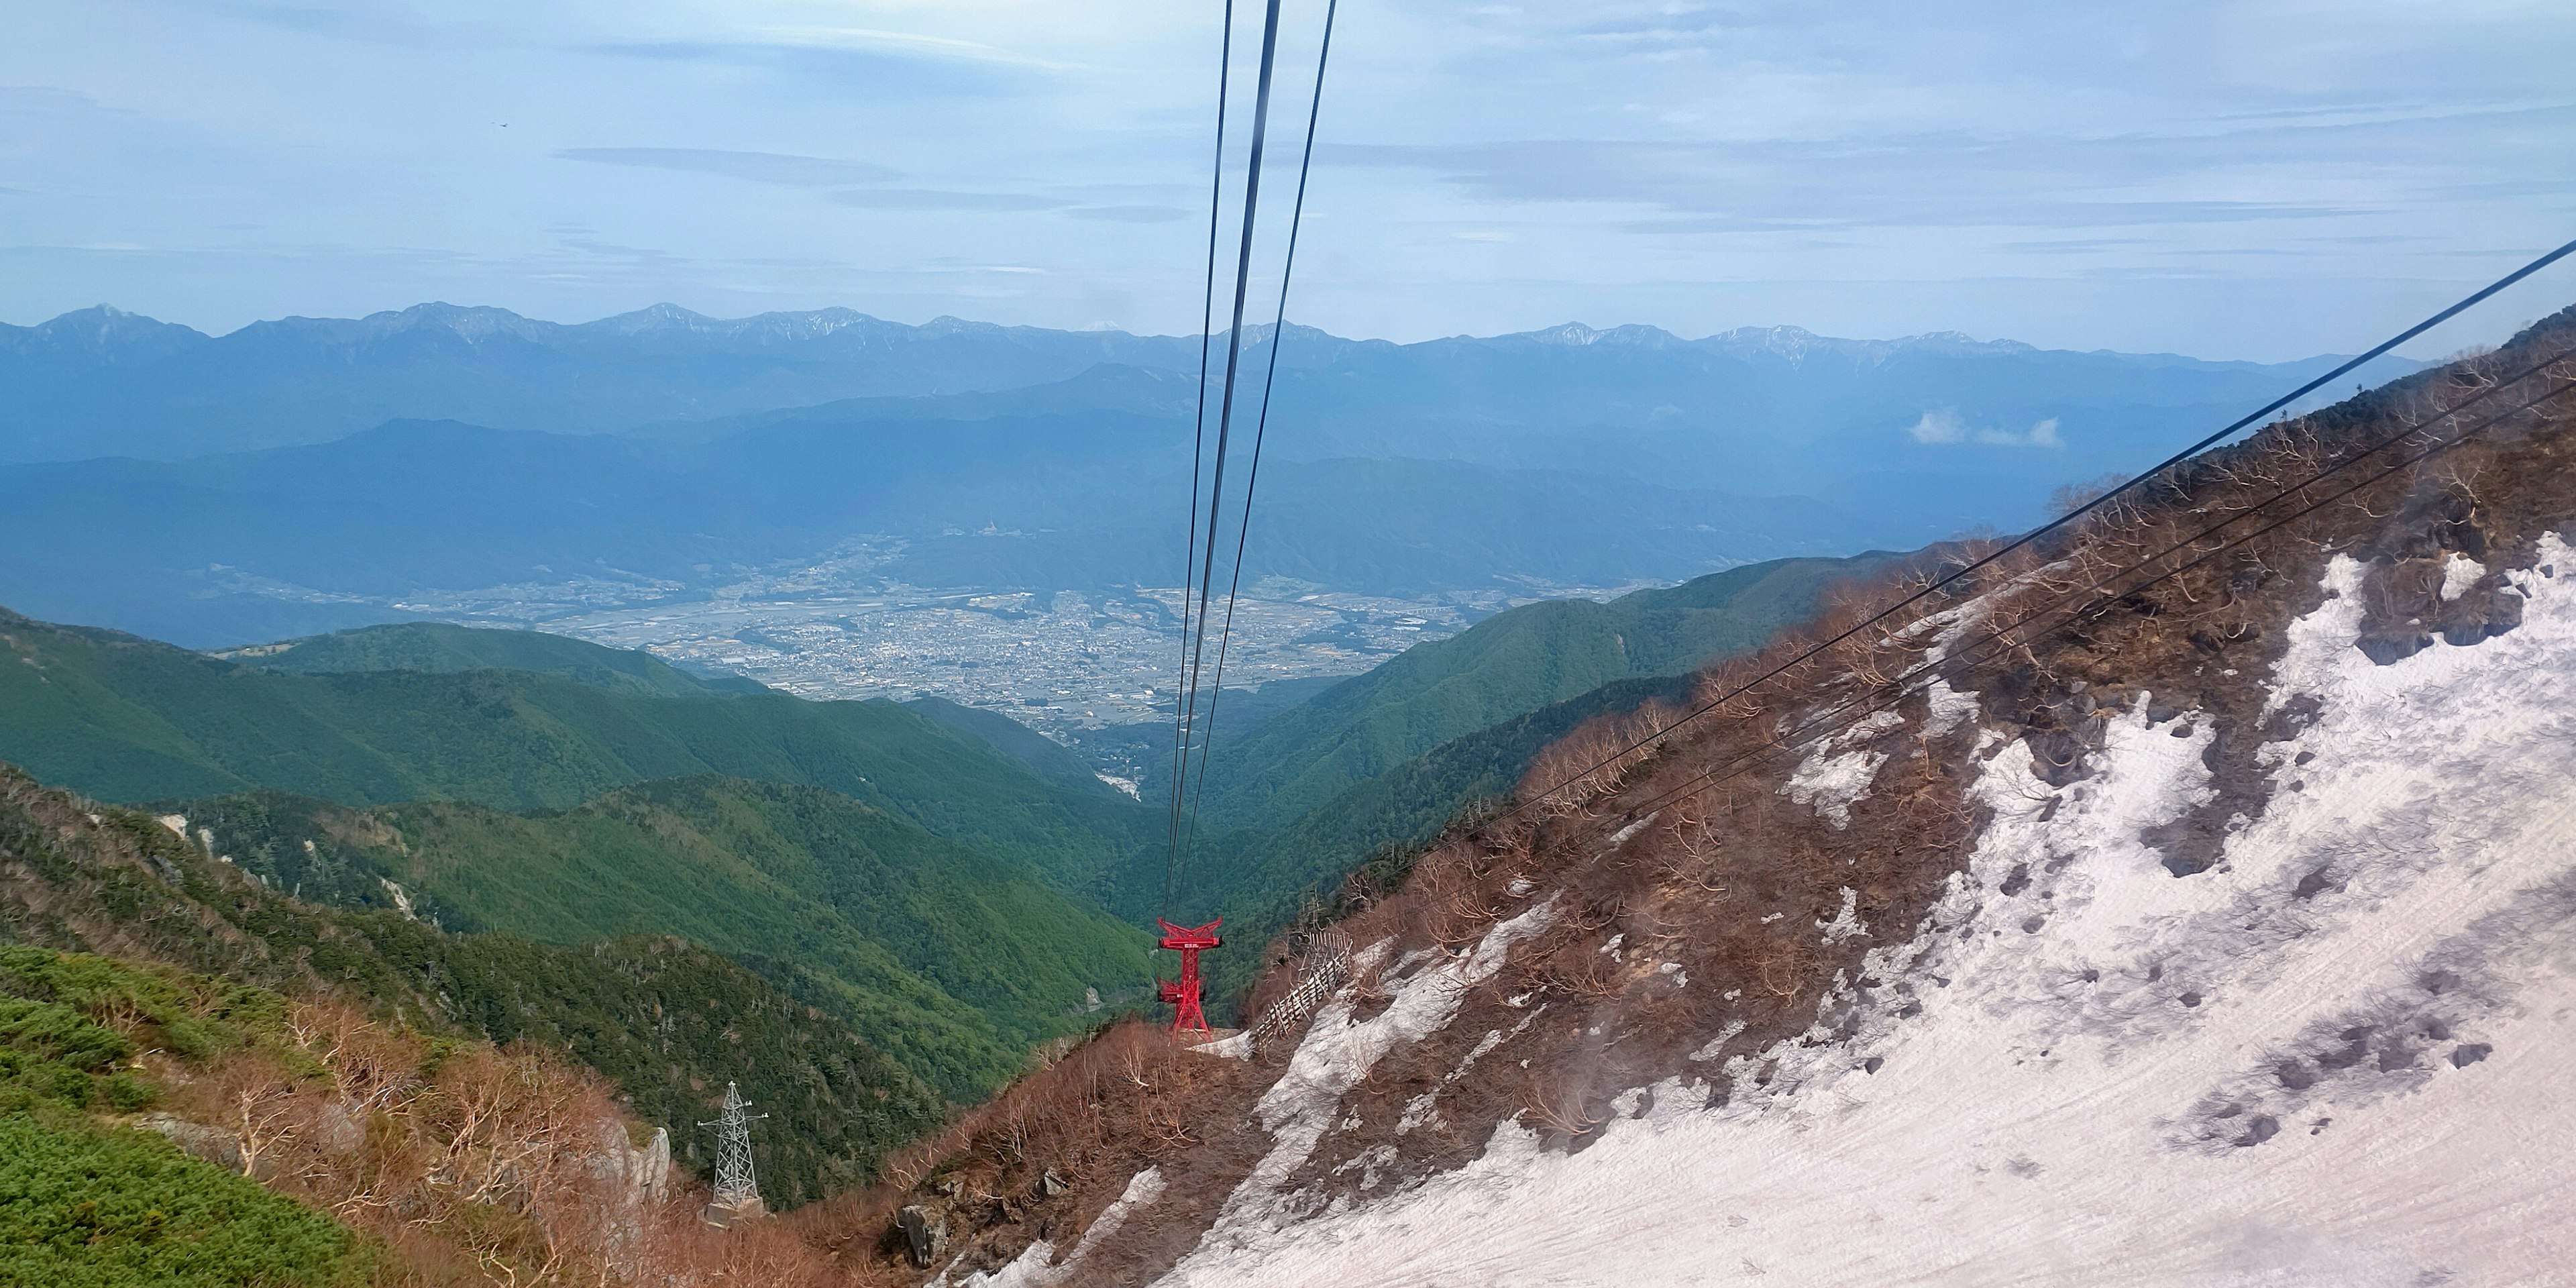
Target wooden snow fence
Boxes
[1250,930,1354,1051]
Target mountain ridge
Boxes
[1,301,2406,465]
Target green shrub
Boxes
[103,1072,154,1112]
[0,946,276,1060]
[0,996,131,1071]
[0,1115,364,1287]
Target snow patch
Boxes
[2438,552,2484,601]
[1605,812,1658,849]
[1169,900,1558,1270]
[1688,1018,1746,1062]
[1399,1022,1523,1136]
[1197,1031,1254,1061]
[1815,886,1867,945]
[1780,714,1897,828]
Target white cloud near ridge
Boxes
[1909,411,2063,447]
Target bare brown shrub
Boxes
[140,998,850,1285]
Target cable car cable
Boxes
[1164,0,1240,917]
[1182,0,1342,862]
[1167,0,1289,910]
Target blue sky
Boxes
[3,0,2571,359]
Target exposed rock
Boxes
[138,1113,241,1172]
[313,1101,363,1155]
[596,1122,671,1203]
[898,1203,948,1268]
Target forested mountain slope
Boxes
[219,619,765,694]
[0,607,1155,895]
[0,764,946,1204]
[1088,554,1894,1008]
[1179,553,1895,834]
[169,777,1152,1095]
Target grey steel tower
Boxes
[698,1081,767,1226]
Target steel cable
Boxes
[1166,0,1289,912]
[1163,0,1240,916]
[1181,0,1341,869]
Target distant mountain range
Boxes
[0,301,2422,647]
[0,303,1196,462]
[4,302,2411,469]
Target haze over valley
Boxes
[1,301,2423,736]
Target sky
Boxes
[3,0,2573,360]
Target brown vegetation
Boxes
[790,1017,1283,1285]
[131,996,848,1285]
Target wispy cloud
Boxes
[826,190,1070,212]
[592,35,1051,97]
[747,25,1073,71]
[553,148,900,187]
[1324,134,2396,232]
[1065,205,1187,223]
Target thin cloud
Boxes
[826,190,1071,212]
[751,25,1074,71]
[592,40,1040,97]
[553,148,900,187]
[1065,205,1187,223]
[1316,114,2567,232]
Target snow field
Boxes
[1152,537,2576,1287]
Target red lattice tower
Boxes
[1155,918,1223,1036]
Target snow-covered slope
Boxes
[1159,537,2576,1286]
[852,309,2576,1288]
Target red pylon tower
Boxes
[1155,918,1223,1036]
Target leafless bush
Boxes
[147,997,839,1285]
[1521,1085,1605,1139]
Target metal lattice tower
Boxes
[698,1081,766,1211]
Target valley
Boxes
[242,533,1646,733]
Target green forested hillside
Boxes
[1185,673,1700,1006]
[0,607,1154,895]
[219,619,766,695]
[902,694,1121,796]
[1179,555,1886,835]
[0,763,949,1202]
[172,777,1152,1087]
